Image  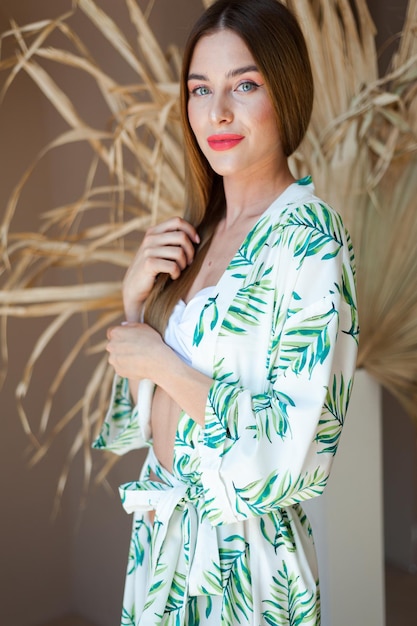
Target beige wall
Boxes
[0,5,72,625]
[0,2,202,625]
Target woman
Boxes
[95,0,359,623]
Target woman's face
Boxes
[187,29,283,180]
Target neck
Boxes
[222,161,295,229]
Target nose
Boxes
[210,91,233,125]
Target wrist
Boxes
[123,299,144,323]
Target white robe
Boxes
[93,178,359,625]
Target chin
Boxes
[206,160,241,177]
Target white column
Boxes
[303,369,385,626]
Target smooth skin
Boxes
[106,29,295,473]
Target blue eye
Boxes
[191,85,211,96]
[237,81,258,93]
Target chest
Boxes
[186,220,260,302]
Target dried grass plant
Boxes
[1,0,416,498]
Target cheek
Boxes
[255,100,279,131]
[187,103,207,152]
[187,102,199,136]
[254,112,281,152]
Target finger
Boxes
[142,256,185,281]
[106,324,130,341]
[162,231,198,263]
[148,217,200,245]
[106,325,116,340]
[145,243,192,271]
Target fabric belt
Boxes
[119,471,222,600]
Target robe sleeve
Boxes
[92,376,153,454]
[197,213,359,526]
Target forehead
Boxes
[189,29,255,73]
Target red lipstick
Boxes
[207,134,244,151]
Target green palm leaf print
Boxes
[315,374,353,455]
[263,561,317,625]
[221,535,253,623]
[92,376,140,452]
[267,294,287,384]
[221,266,273,336]
[198,560,223,596]
[186,597,201,625]
[285,203,343,263]
[338,264,360,342]
[260,511,297,554]
[278,305,337,376]
[205,380,241,449]
[229,216,272,270]
[127,519,151,574]
[297,175,313,186]
[163,571,187,620]
[174,413,201,478]
[121,605,136,626]
[246,390,294,442]
[221,293,268,333]
[193,295,219,347]
[143,567,167,613]
[234,467,328,515]
[198,535,253,622]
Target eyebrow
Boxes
[188,64,260,81]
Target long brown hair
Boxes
[144,0,314,333]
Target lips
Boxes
[207,134,244,151]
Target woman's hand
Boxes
[123,217,200,321]
[106,322,166,381]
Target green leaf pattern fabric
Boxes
[93,178,358,624]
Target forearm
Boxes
[106,321,211,425]
[148,344,212,428]
[119,320,144,404]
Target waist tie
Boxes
[119,476,222,600]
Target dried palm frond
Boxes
[0,0,416,497]
[0,0,187,496]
